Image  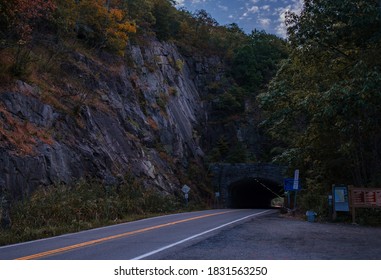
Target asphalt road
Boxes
[158,212,381,260]
[0,209,274,260]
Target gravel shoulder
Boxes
[158,212,381,260]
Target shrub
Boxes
[0,176,182,245]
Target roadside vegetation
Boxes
[0,175,206,246]
[258,0,381,222]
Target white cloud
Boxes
[241,4,259,19]
[261,5,270,11]
[218,5,229,12]
[275,0,304,38]
[259,18,271,27]
[175,0,207,5]
[174,0,185,7]
[191,0,208,3]
[248,6,259,13]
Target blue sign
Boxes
[333,185,349,212]
[284,178,301,191]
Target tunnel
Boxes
[228,177,283,208]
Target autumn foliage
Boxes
[55,0,136,55]
[0,0,56,43]
[1,0,136,55]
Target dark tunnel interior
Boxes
[229,177,283,209]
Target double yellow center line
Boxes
[16,210,234,260]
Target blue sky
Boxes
[174,0,304,37]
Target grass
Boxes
[0,176,205,246]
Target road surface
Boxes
[0,209,273,260]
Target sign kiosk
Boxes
[331,184,350,220]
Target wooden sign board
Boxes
[350,188,381,208]
[350,188,381,223]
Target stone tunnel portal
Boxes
[229,177,283,209]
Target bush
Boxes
[0,176,182,246]
[299,188,329,220]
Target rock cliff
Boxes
[0,38,224,199]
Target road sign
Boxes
[293,169,299,190]
[284,178,301,191]
[182,184,190,194]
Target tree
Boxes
[231,30,288,93]
[54,0,136,55]
[151,0,180,40]
[258,0,381,187]
[123,0,155,30]
[0,0,56,45]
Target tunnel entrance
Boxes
[229,177,283,209]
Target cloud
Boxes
[190,0,208,3]
[174,0,185,6]
[261,5,270,11]
[259,18,271,27]
[175,0,207,5]
[248,6,260,13]
[275,0,304,37]
[218,5,229,12]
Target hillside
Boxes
[0,0,287,201]
[1,0,380,237]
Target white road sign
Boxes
[182,184,190,194]
[293,169,299,190]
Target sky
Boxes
[174,0,304,38]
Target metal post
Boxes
[287,191,291,209]
[184,193,188,207]
[328,195,333,221]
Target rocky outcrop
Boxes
[0,38,223,199]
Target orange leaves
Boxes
[2,0,56,43]
[15,0,56,19]
[1,0,136,55]
[110,8,124,22]
[66,0,136,56]
[0,106,53,155]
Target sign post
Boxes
[181,184,191,207]
[284,170,301,210]
[214,192,220,208]
[293,169,299,190]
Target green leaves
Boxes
[259,0,381,187]
[231,30,288,93]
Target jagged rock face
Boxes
[0,39,222,199]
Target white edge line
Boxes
[131,209,273,260]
